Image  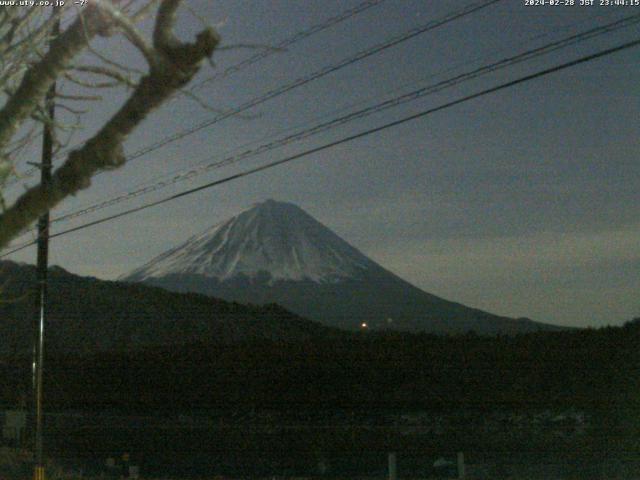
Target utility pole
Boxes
[32,11,59,480]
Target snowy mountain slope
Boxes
[124,200,559,334]
[127,199,376,283]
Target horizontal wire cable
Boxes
[43,7,625,224]
[119,0,503,165]
[4,0,390,184]
[2,35,638,258]
[39,12,640,226]
[188,0,391,91]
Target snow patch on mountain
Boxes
[126,200,377,283]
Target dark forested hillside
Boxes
[2,298,638,478]
[0,260,333,357]
[1,259,638,419]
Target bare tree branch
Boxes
[0,0,220,250]
[70,64,137,87]
[0,4,112,152]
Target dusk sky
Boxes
[3,0,639,328]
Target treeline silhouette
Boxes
[2,320,638,416]
[2,320,639,478]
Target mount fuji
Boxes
[123,200,556,334]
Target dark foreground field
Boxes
[4,408,637,479]
[2,321,640,478]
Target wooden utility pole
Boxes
[33,11,59,480]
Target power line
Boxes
[4,12,637,248]
[4,10,637,252]
[122,0,501,163]
[2,36,638,258]
[3,0,507,234]
[39,12,640,227]
[189,0,390,90]
[8,0,498,186]
[5,0,389,185]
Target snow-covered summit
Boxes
[125,199,377,283]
